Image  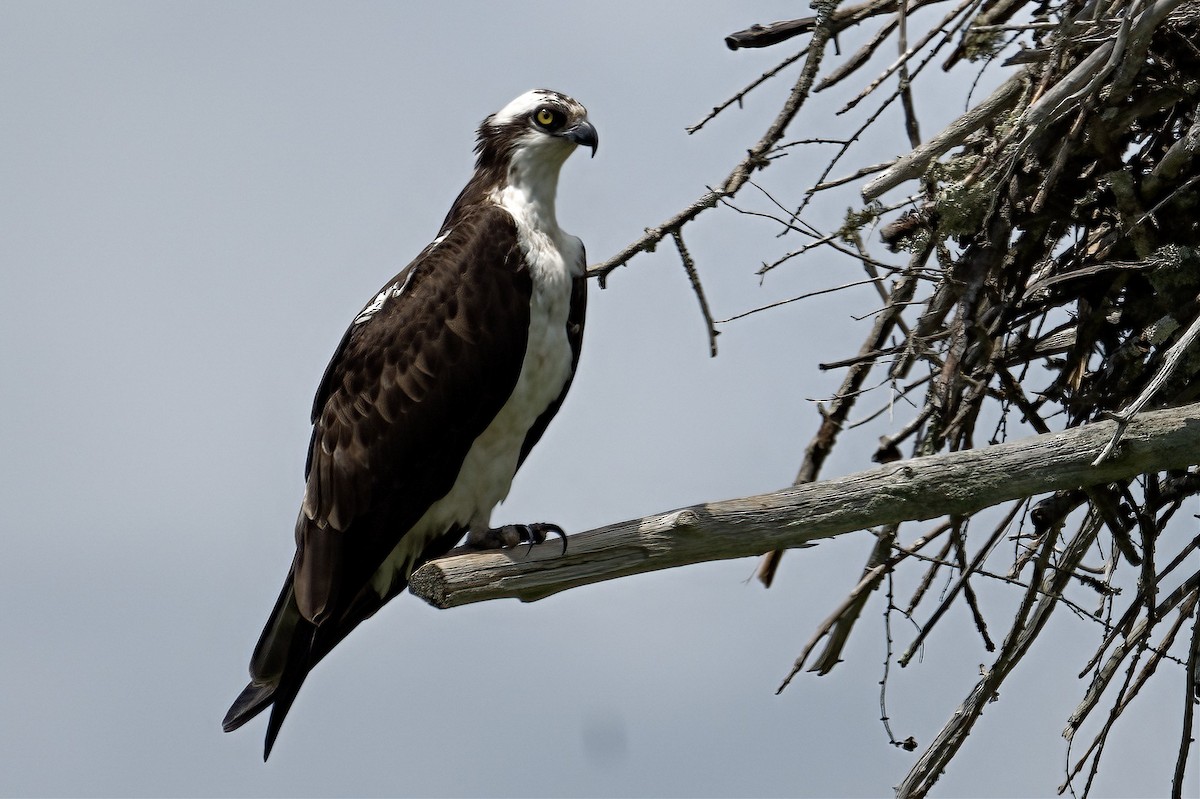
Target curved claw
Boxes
[467,522,568,556]
[534,522,567,557]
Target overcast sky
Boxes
[1,3,1195,797]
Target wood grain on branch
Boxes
[410,402,1200,609]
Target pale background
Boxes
[1,2,1195,797]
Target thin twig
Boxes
[686,50,808,134]
[898,505,1014,666]
[758,246,930,587]
[589,1,841,284]
[1064,574,1200,744]
[1063,586,1199,798]
[1094,297,1200,465]
[671,231,720,357]
[1172,600,1200,799]
[777,522,950,690]
[897,510,1103,798]
[881,571,920,751]
[716,277,886,324]
[838,0,982,116]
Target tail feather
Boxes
[224,573,316,759]
[225,525,465,758]
[224,575,376,760]
[262,645,313,761]
[223,617,317,760]
[222,680,275,733]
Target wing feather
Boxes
[293,204,532,624]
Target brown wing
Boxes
[293,204,533,625]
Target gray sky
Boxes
[1,3,1194,797]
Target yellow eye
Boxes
[535,107,556,126]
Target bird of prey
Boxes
[223,89,597,760]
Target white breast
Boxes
[370,188,582,597]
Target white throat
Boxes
[494,140,572,234]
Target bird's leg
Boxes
[466,522,568,555]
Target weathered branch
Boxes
[862,71,1026,200]
[410,402,1200,609]
[725,18,818,50]
[1019,0,1185,136]
[724,0,944,50]
[1175,601,1200,798]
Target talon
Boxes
[543,523,568,556]
[523,522,567,556]
[466,522,568,555]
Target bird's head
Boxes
[475,89,598,177]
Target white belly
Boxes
[369,245,577,596]
[421,281,574,533]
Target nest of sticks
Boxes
[595,1,1200,794]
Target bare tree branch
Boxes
[1174,601,1200,799]
[671,230,720,357]
[586,0,841,285]
[687,50,808,135]
[898,509,1103,798]
[862,71,1026,200]
[410,402,1200,609]
[724,0,947,51]
[1093,296,1200,464]
[757,244,929,587]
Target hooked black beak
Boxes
[564,120,598,157]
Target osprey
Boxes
[223,89,597,759]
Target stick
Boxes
[410,402,1200,608]
[862,71,1025,200]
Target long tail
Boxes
[222,573,390,760]
[224,526,465,759]
[259,630,315,761]
[222,576,320,760]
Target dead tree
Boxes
[413,2,1200,796]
